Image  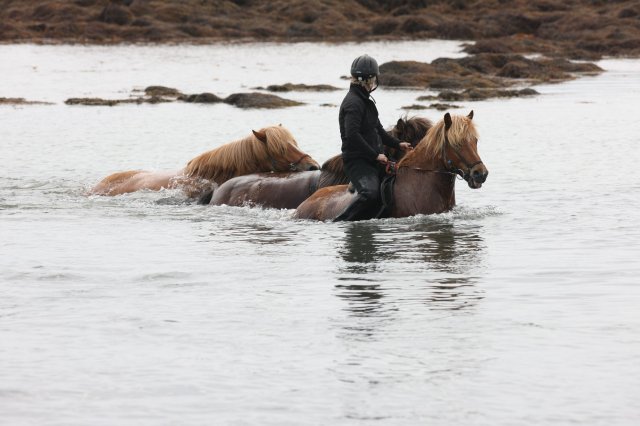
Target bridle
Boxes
[269,152,312,172]
[395,128,483,183]
[442,132,484,182]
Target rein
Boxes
[395,164,456,176]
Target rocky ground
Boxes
[1,0,637,107]
[0,97,52,105]
[1,0,639,60]
[64,86,305,108]
[380,52,603,107]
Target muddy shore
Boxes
[1,0,639,60]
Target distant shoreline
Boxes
[1,0,639,60]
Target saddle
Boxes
[375,174,396,219]
[346,163,397,219]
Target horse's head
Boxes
[442,111,488,189]
[391,116,433,148]
[252,125,320,172]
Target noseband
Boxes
[443,132,483,182]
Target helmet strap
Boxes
[352,75,378,93]
[369,76,378,93]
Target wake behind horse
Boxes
[204,116,433,209]
[294,111,488,221]
[89,125,320,197]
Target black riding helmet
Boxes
[350,54,379,80]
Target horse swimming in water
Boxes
[293,111,488,221]
[88,125,320,198]
[203,116,433,209]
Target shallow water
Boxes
[1,41,640,426]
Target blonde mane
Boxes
[183,125,299,183]
[398,113,478,167]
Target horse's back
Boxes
[293,184,354,220]
[211,171,320,209]
[89,169,178,196]
[89,170,144,195]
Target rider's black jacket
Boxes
[339,84,400,163]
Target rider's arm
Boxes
[343,104,380,161]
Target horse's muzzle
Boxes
[299,161,320,171]
[467,165,488,189]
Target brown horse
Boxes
[204,116,433,209]
[88,125,320,197]
[293,111,488,221]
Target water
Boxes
[1,41,639,425]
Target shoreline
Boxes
[1,1,639,60]
[2,38,639,64]
[2,37,639,61]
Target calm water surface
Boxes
[1,41,639,425]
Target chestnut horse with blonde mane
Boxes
[203,116,433,209]
[89,125,320,197]
[294,111,488,221]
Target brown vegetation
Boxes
[379,53,602,89]
[1,1,634,105]
[255,83,341,92]
[379,53,600,102]
[0,97,52,105]
[64,87,303,108]
[437,88,540,101]
[402,103,460,111]
[224,93,303,108]
[0,0,639,59]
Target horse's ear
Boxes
[252,130,267,144]
[396,118,405,132]
[467,110,474,120]
[444,113,452,130]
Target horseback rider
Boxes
[334,54,413,222]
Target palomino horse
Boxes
[293,111,488,221]
[204,116,433,209]
[88,125,320,197]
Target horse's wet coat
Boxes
[89,125,320,197]
[294,111,488,221]
[207,116,432,209]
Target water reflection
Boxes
[200,210,297,246]
[335,219,486,314]
[338,222,383,274]
[335,281,387,318]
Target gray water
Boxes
[1,41,639,426]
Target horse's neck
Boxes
[392,157,456,216]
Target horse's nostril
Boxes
[471,169,486,183]
[309,166,319,171]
